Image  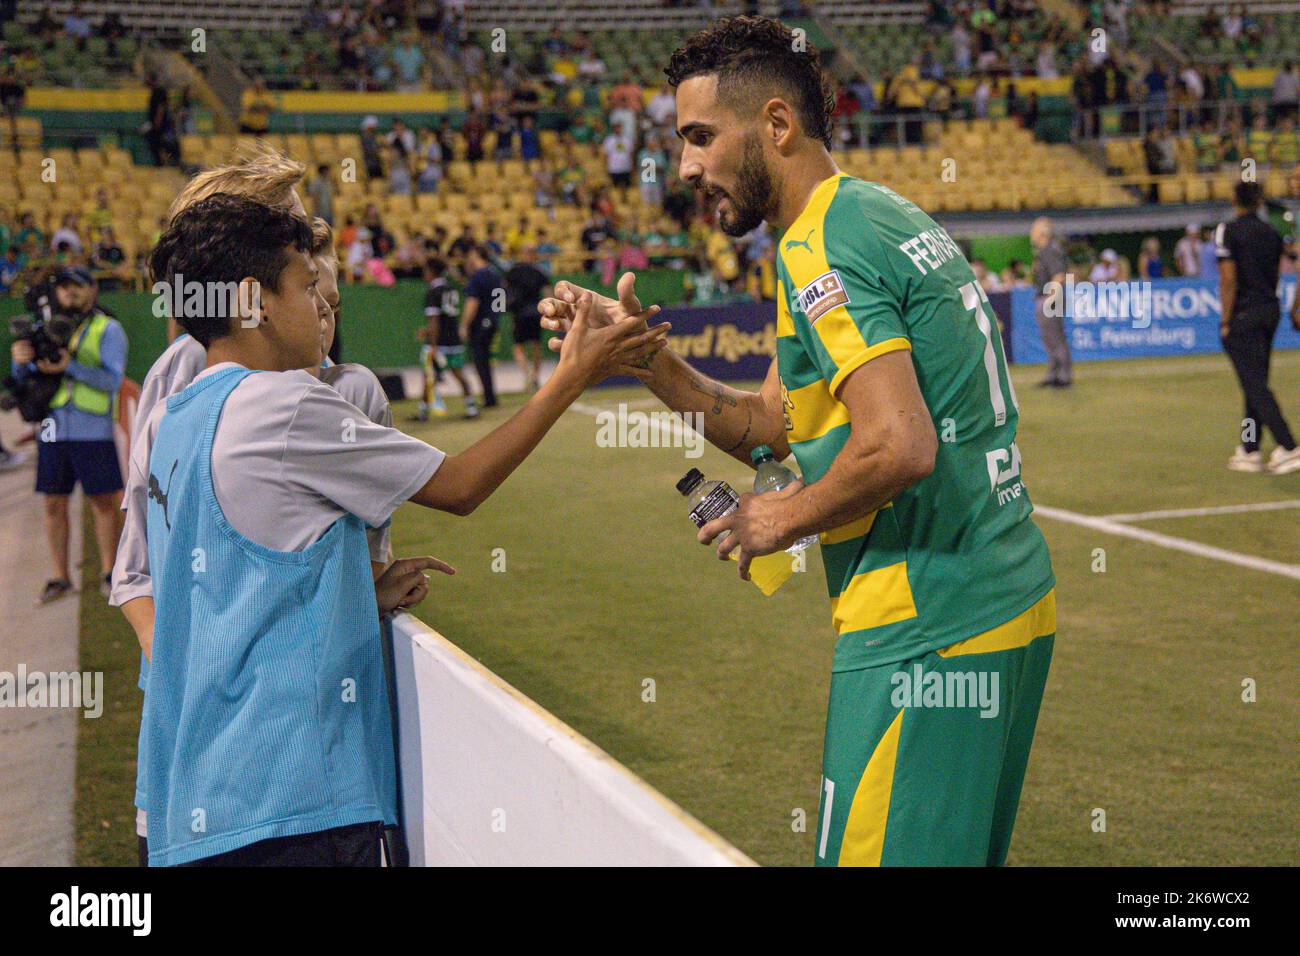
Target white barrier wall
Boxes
[388,614,755,867]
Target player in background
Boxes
[541,16,1056,867]
[504,245,551,392]
[419,256,478,419]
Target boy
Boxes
[128,194,665,865]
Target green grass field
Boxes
[76,351,1299,866]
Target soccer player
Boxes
[129,194,664,866]
[418,256,477,419]
[541,16,1057,866]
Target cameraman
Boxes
[9,266,127,603]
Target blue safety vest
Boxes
[141,366,395,866]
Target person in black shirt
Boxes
[460,245,504,408]
[419,257,478,419]
[1215,181,1300,474]
[504,247,551,391]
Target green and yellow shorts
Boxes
[815,589,1056,867]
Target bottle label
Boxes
[688,483,740,528]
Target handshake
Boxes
[540,272,669,386]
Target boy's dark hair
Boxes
[1234,181,1262,209]
[665,16,834,149]
[426,256,447,278]
[149,193,312,348]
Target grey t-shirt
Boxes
[1032,240,1067,294]
[131,334,207,439]
[110,362,441,607]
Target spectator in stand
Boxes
[418,127,444,192]
[519,115,541,168]
[50,213,83,257]
[1036,42,1059,80]
[144,73,178,166]
[637,133,669,208]
[391,29,425,92]
[462,108,486,166]
[387,117,416,194]
[1142,60,1170,127]
[602,129,634,189]
[580,212,611,271]
[308,163,334,225]
[1144,126,1178,201]
[90,226,127,290]
[1137,237,1164,280]
[951,20,972,76]
[239,79,274,136]
[1174,224,1201,277]
[62,3,92,41]
[360,116,385,178]
[1246,113,1273,167]
[1272,62,1299,123]
[647,83,676,130]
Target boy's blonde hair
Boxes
[167,140,307,222]
[309,216,338,267]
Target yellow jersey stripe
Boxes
[937,589,1057,658]
[837,708,904,866]
[786,375,851,444]
[829,561,918,633]
[820,512,876,546]
[828,337,913,397]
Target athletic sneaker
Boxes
[0,449,28,471]
[1227,446,1265,472]
[39,578,74,605]
[464,397,480,419]
[432,397,448,417]
[1267,445,1300,475]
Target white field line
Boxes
[1034,505,1300,580]
[1102,500,1300,523]
[568,402,1299,580]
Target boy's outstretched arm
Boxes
[411,295,669,515]
[540,272,788,464]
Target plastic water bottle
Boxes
[678,468,739,545]
[751,445,819,554]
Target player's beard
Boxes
[714,134,777,237]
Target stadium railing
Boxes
[385,612,756,866]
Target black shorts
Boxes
[36,440,123,496]
[513,311,541,343]
[175,821,384,867]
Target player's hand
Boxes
[374,556,456,616]
[11,340,35,364]
[36,348,71,375]
[540,272,663,354]
[697,481,804,581]
[555,292,671,389]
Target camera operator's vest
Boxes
[49,312,112,416]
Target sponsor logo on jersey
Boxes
[796,270,849,323]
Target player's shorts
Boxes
[437,345,466,369]
[512,311,541,343]
[815,589,1055,867]
[36,439,124,496]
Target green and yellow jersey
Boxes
[775,174,1054,672]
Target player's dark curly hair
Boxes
[149,193,313,347]
[664,16,834,149]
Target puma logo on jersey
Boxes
[148,460,178,531]
[796,270,850,323]
[784,228,815,254]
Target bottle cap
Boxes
[676,468,704,495]
[750,445,774,465]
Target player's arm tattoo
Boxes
[688,375,739,416]
[720,405,753,454]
